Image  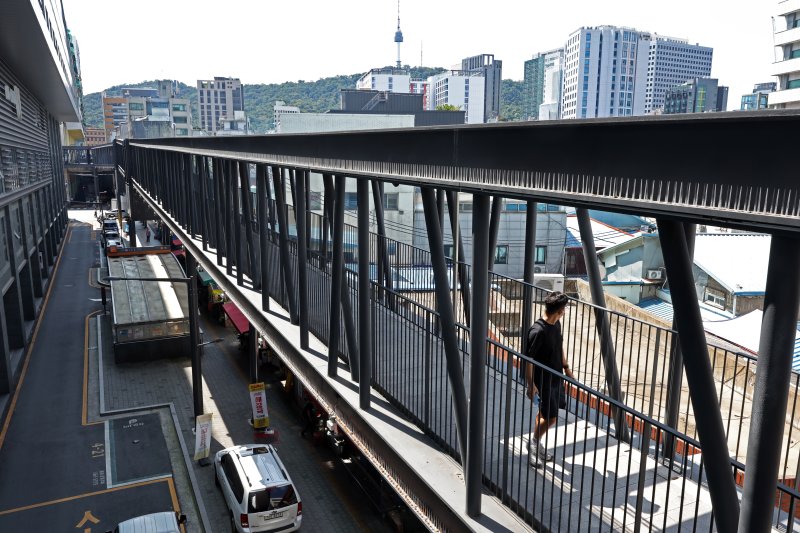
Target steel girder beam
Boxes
[420,186,468,463]
[657,218,740,533]
[576,208,630,442]
[256,164,270,311]
[445,190,471,327]
[738,235,800,533]
[296,169,310,349]
[357,178,372,410]
[129,113,800,234]
[271,166,298,323]
[466,194,490,517]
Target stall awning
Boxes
[197,270,215,287]
[222,302,249,335]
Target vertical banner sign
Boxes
[194,413,213,460]
[249,382,269,429]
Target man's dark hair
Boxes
[544,291,569,315]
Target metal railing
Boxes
[63,144,114,166]
[125,148,800,531]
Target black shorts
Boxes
[538,382,565,420]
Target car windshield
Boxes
[248,484,297,512]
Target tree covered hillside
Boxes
[82,66,527,132]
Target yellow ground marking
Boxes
[0,224,71,451]
[165,477,186,533]
[83,310,103,426]
[87,268,102,289]
[0,478,170,516]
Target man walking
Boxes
[525,291,575,467]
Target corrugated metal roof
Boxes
[109,253,188,326]
[693,233,771,295]
[565,215,636,249]
[638,302,800,372]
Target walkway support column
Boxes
[487,196,502,271]
[663,223,695,460]
[186,251,203,420]
[371,181,393,296]
[296,169,310,349]
[520,201,538,343]
[271,166,298,323]
[466,194,490,517]
[445,191,470,326]
[249,323,259,383]
[657,218,740,533]
[421,187,468,463]
[739,235,800,533]
[357,178,372,410]
[256,164,270,311]
[328,175,346,378]
[576,208,630,442]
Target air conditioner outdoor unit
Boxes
[646,269,663,280]
[534,266,543,274]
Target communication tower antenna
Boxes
[394,0,403,68]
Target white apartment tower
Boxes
[540,49,564,120]
[644,37,713,113]
[197,77,245,133]
[356,68,411,93]
[561,27,651,119]
[427,71,486,124]
[769,1,800,109]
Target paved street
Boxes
[0,210,398,532]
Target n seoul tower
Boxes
[394,0,403,68]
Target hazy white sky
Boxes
[63,0,777,111]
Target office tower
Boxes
[427,70,486,124]
[644,36,713,114]
[197,77,245,133]
[663,78,728,114]
[769,1,800,108]
[561,26,651,119]
[523,48,564,120]
[741,82,776,110]
[461,54,502,122]
[103,83,192,140]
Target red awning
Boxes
[222,302,250,335]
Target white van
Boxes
[214,444,302,532]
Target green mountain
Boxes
[83,67,526,132]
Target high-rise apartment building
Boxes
[663,78,728,114]
[644,37,713,114]
[426,70,486,124]
[523,49,564,120]
[560,26,713,119]
[741,82,776,110]
[197,77,245,133]
[461,54,502,122]
[561,26,651,119]
[769,1,800,109]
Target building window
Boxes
[494,245,508,265]
[173,116,188,123]
[535,245,547,264]
[175,128,188,136]
[383,193,399,210]
[704,287,726,309]
[344,192,358,210]
[172,104,186,112]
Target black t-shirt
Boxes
[526,318,563,389]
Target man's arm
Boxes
[562,354,575,380]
